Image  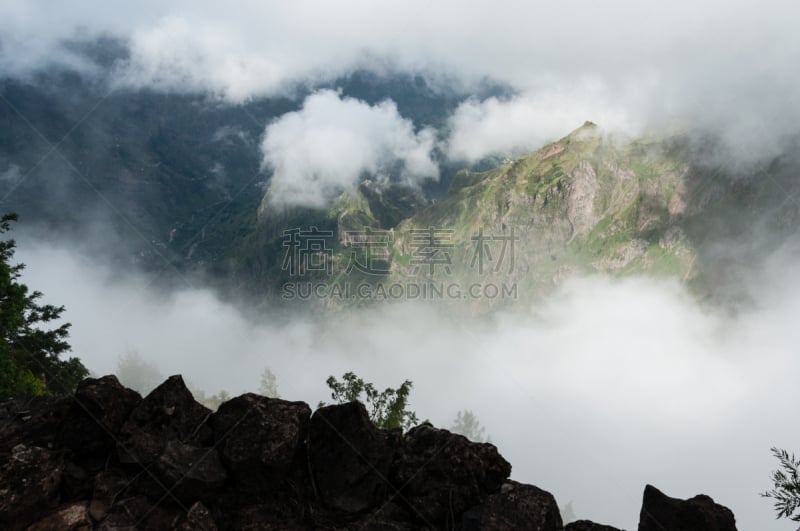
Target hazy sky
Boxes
[3,0,800,194]
[4,2,800,529]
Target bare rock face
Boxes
[566,520,625,531]
[212,393,311,493]
[25,502,92,531]
[152,440,227,504]
[0,395,73,453]
[118,375,212,465]
[65,375,142,464]
[93,495,181,531]
[391,423,512,526]
[567,160,600,238]
[0,445,64,531]
[232,504,308,530]
[308,401,400,514]
[462,480,562,531]
[176,501,218,531]
[88,469,130,522]
[638,484,737,531]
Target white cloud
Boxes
[445,80,640,162]
[1,1,799,157]
[260,90,438,208]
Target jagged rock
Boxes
[0,375,744,531]
[66,375,141,454]
[62,460,93,500]
[308,401,400,514]
[89,469,132,521]
[349,501,420,530]
[95,495,181,531]
[0,445,64,531]
[0,395,72,453]
[348,504,428,531]
[637,484,737,531]
[212,393,310,493]
[175,501,218,531]
[25,502,92,531]
[345,520,422,531]
[392,423,511,525]
[566,520,625,530]
[462,480,562,531]
[153,440,227,503]
[118,375,212,465]
[232,504,307,530]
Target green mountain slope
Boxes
[250,122,800,309]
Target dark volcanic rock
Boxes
[0,375,744,531]
[153,440,227,503]
[0,377,139,464]
[233,504,308,530]
[64,375,142,460]
[0,395,72,453]
[566,520,625,530]
[26,502,92,531]
[118,375,212,465]
[392,423,511,526]
[89,469,131,522]
[462,480,562,531]
[308,401,400,514]
[94,495,181,531]
[176,501,219,531]
[212,393,311,492]
[638,484,737,531]
[349,501,420,530]
[62,460,93,500]
[0,444,64,531]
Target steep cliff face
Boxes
[389,123,698,303]
[0,375,738,530]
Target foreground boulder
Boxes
[212,393,311,494]
[462,480,563,530]
[309,401,400,514]
[153,440,227,503]
[0,445,64,531]
[176,502,218,531]
[25,502,92,531]
[65,375,142,462]
[118,375,212,465]
[638,484,737,531]
[566,520,624,530]
[0,395,73,454]
[392,423,512,526]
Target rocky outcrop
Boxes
[393,423,511,526]
[566,520,623,531]
[638,484,737,531]
[0,445,64,531]
[309,401,400,514]
[0,375,739,530]
[462,480,562,530]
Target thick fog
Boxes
[16,236,800,530]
